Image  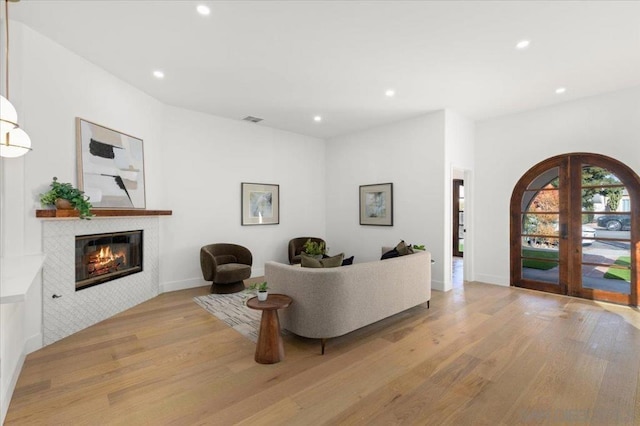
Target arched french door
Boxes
[510,153,640,306]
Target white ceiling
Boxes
[10,1,640,139]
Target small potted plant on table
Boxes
[256,282,269,301]
[247,281,269,301]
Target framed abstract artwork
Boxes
[241,182,280,225]
[359,182,393,226]
[76,118,146,209]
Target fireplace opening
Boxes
[75,230,143,291]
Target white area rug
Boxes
[194,293,261,342]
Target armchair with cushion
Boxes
[200,243,252,293]
[288,237,326,265]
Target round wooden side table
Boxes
[246,294,292,364]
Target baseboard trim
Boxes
[431,279,447,292]
[160,278,205,293]
[475,274,509,286]
[24,333,43,355]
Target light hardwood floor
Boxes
[6,278,640,425]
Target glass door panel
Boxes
[519,167,562,293]
[526,167,560,190]
[578,165,633,298]
[458,211,464,253]
[453,180,464,257]
[520,167,562,288]
[458,184,464,254]
[521,213,560,284]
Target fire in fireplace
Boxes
[75,230,143,290]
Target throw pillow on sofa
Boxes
[381,240,415,260]
[381,249,399,260]
[395,240,414,256]
[322,253,344,268]
[301,253,323,268]
[301,252,344,268]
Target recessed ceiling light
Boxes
[516,40,530,50]
[153,70,164,79]
[385,89,396,97]
[555,87,567,94]
[314,116,322,122]
[197,5,210,16]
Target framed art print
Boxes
[76,118,146,209]
[360,182,393,226]
[242,182,280,225]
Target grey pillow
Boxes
[301,253,323,268]
[395,240,414,256]
[301,252,344,268]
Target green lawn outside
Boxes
[522,248,558,270]
[604,256,631,282]
[522,250,631,280]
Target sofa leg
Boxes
[321,338,326,355]
[427,300,430,309]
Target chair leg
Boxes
[321,338,326,355]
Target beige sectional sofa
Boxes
[264,250,431,353]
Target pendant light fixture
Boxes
[1,0,31,158]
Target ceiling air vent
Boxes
[242,116,263,123]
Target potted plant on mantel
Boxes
[40,177,94,219]
[303,239,326,259]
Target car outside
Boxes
[581,225,596,245]
[596,215,631,231]
[527,225,596,247]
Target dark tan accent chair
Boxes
[288,237,326,265]
[200,243,252,293]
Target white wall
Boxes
[159,106,325,291]
[475,86,640,286]
[446,110,475,173]
[14,22,167,256]
[325,112,449,290]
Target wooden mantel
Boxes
[36,209,172,218]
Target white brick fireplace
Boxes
[42,217,160,345]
